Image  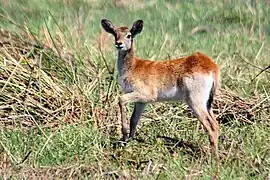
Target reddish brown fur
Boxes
[125,51,219,100]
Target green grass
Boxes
[0,0,270,179]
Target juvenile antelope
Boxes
[101,19,220,152]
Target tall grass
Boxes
[0,0,269,178]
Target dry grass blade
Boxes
[213,88,265,124]
[0,29,91,127]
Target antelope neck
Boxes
[117,47,135,78]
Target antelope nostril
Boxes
[115,41,124,49]
[115,41,123,46]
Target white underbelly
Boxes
[157,86,185,102]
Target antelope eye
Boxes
[126,34,131,39]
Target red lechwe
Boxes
[101,19,220,153]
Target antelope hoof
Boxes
[118,136,134,146]
[116,138,127,147]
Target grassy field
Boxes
[0,0,270,179]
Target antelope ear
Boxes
[101,19,116,36]
[130,20,143,37]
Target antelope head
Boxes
[101,19,143,51]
